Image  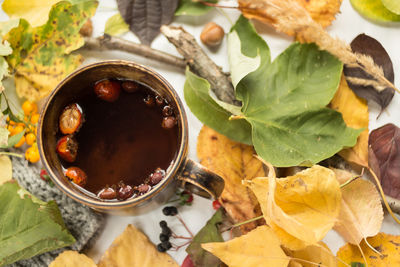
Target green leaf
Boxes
[381,0,400,15]
[186,209,224,267]
[1,130,25,148]
[0,181,75,266]
[184,68,252,145]
[240,42,361,167]
[350,0,400,22]
[228,15,270,88]
[5,0,98,101]
[175,0,217,16]
[104,13,129,36]
[0,127,9,147]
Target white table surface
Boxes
[1,0,400,265]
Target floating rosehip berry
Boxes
[56,135,78,162]
[136,184,150,194]
[161,116,176,129]
[144,94,155,107]
[117,183,134,200]
[65,167,87,187]
[94,79,121,102]
[59,103,83,134]
[150,168,165,185]
[98,186,117,199]
[162,105,173,116]
[121,81,139,93]
[155,95,164,106]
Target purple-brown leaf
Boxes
[369,123,400,199]
[344,34,395,112]
[116,0,179,45]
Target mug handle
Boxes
[177,158,224,200]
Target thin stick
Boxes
[83,35,186,69]
[177,214,194,238]
[0,152,23,158]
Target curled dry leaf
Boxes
[286,242,337,267]
[330,75,369,167]
[98,224,178,267]
[197,126,265,234]
[116,0,179,45]
[202,225,290,267]
[344,34,395,112]
[49,250,96,267]
[245,165,341,250]
[239,0,342,32]
[337,233,400,266]
[369,123,400,199]
[330,168,383,245]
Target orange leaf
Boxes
[330,75,369,167]
[197,126,265,233]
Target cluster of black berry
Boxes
[157,220,173,252]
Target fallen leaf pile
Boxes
[49,224,179,267]
[197,126,265,234]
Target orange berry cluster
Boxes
[6,101,40,163]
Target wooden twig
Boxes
[83,35,186,69]
[161,25,239,105]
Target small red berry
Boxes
[94,79,121,102]
[98,186,117,199]
[56,135,78,162]
[40,169,49,182]
[212,199,222,210]
[65,167,87,187]
[121,81,139,93]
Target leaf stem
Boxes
[229,114,245,120]
[231,215,264,229]
[368,167,400,225]
[0,151,23,158]
[177,214,194,238]
[340,169,364,188]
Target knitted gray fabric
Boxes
[6,157,105,267]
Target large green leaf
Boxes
[240,42,361,167]
[184,68,252,145]
[5,0,98,101]
[0,181,75,266]
[350,0,400,22]
[186,209,224,267]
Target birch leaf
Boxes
[287,242,337,267]
[98,224,178,267]
[331,169,383,245]
[330,75,369,167]
[5,0,98,101]
[0,181,75,266]
[0,155,12,185]
[202,225,290,267]
[104,13,129,36]
[245,165,342,250]
[337,233,400,266]
[197,126,264,233]
[49,251,97,267]
[175,0,217,16]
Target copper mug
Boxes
[37,60,224,215]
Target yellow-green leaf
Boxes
[5,0,98,101]
[2,0,60,27]
[0,155,12,185]
[104,13,129,36]
[350,0,400,22]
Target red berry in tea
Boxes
[59,103,83,134]
[162,116,177,129]
[121,81,139,93]
[117,184,134,200]
[56,135,78,162]
[94,79,121,102]
[98,186,117,199]
[65,167,87,187]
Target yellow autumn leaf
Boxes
[98,224,179,267]
[2,0,60,27]
[245,165,342,250]
[202,225,290,267]
[330,75,369,167]
[238,0,342,35]
[287,242,337,267]
[0,155,12,185]
[337,232,400,266]
[49,250,97,267]
[197,126,266,233]
[330,168,383,245]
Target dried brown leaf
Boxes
[197,126,265,234]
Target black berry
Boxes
[161,241,172,250]
[159,233,169,242]
[162,206,178,216]
[157,243,167,252]
[160,220,167,228]
[162,227,172,237]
